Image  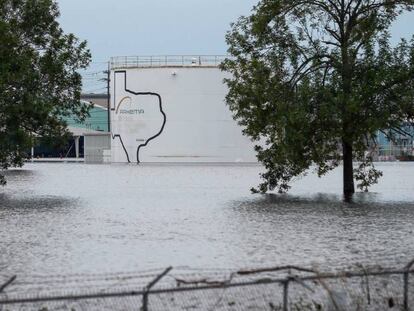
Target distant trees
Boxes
[222,0,414,198]
[0,0,90,184]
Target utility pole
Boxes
[107,61,111,133]
[101,62,111,133]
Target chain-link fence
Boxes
[1,259,413,310]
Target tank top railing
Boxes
[110,55,229,69]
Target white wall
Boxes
[84,134,111,164]
[110,67,257,163]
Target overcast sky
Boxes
[56,0,414,93]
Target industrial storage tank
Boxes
[109,55,257,163]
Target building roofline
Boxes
[81,93,108,99]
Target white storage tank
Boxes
[109,55,256,163]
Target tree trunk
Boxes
[342,140,355,200]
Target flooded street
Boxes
[0,162,413,276]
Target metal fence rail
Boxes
[0,259,413,310]
[110,55,229,69]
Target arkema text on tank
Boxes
[109,55,257,163]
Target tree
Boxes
[0,0,91,185]
[222,0,414,199]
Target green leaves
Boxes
[354,160,383,192]
[0,0,91,184]
[223,0,414,195]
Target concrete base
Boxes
[28,158,85,163]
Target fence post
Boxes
[141,267,172,311]
[282,278,290,311]
[0,276,16,294]
[404,259,414,311]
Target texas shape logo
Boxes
[112,71,166,163]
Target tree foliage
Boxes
[0,0,90,184]
[222,0,414,196]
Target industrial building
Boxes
[32,101,109,160]
[376,124,414,161]
[108,55,257,163]
[45,55,412,164]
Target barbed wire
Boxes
[0,259,413,310]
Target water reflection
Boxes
[2,169,33,177]
[232,191,414,209]
[227,193,414,270]
[0,194,77,212]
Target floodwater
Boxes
[0,162,413,276]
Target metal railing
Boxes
[377,145,414,159]
[110,55,229,69]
